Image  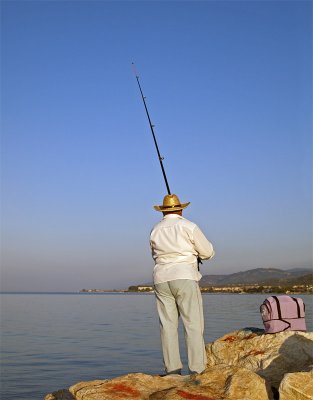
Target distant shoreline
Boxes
[80,286,313,295]
[2,283,312,296]
[0,290,313,296]
[2,268,311,295]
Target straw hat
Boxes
[153,194,190,212]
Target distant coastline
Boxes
[80,285,312,295]
[81,267,313,295]
[2,268,311,295]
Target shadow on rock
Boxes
[260,334,313,399]
[242,327,264,334]
[45,389,75,400]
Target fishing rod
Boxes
[132,63,171,195]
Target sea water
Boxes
[1,293,312,400]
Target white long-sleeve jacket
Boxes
[150,214,214,284]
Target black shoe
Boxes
[189,370,203,375]
[159,369,182,377]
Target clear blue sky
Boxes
[1,0,312,291]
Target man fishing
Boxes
[150,194,214,376]
[133,65,214,375]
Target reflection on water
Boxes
[1,293,312,399]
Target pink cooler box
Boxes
[260,295,306,334]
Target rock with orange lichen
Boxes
[45,376,179,400]
[151,365,269,400]
[45,366,269,400]
[45,373,187,400]
[205,328,313,390]
[44,329,313,400]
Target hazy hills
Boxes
[199,268,312,287]
[140,268,312,288]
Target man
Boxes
[150,194,214,376]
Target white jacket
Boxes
[150,214,214,284]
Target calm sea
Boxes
[1,293,312,400]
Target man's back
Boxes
[150,214,214,284]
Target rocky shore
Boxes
[45,328,313,400]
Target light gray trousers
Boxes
[154,279,207,374]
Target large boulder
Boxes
[151,365,269,400]
[44,329,313,400]
[45,374,187,400]
[279,371,313,400]
[45,366,269,400]
[205,328,313,390]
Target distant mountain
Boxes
[285,268,312,274]
[141,268,312,288]
[266,273,313,286]
[199,268,312,287]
